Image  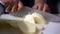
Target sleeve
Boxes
[0,0,3,4]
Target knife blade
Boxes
[9,6,60,22]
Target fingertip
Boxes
[18,1,24,11]
[11,8,17,13]
[5,8,11,13]
[32,5,38,9]
[11,10,14,13]
[43,4,50,12]
[11,6,15,13]
[11,5,18,13]
[18,5,24,11]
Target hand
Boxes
[32,2,50,12]
[2,0,24,12]
[32,2,44,11]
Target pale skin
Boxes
[33,0,45,11]
[33,0,50,12]
[2,0,50,12]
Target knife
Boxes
[9,6,60,22]
[0,5,60,22]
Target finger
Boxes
[43,4,50,12]
[6,1,14,12]
[11,3,18,12]
[38,4,43,11]
[38,6,41,11]
[18,1,24,11]
[32,5,38,9]
[43,5,46,11]
[2,0,13,8]
[11,5,18,12]
[43,4,47,11]
[11,0,19,12]
[2,1,9,8]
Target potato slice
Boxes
[35,24,44,30]
[24,14,35,24]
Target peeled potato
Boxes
[1,14,36,33]
[32,12,47,24]
[35,24,44,30]
[18,14,36,33]
[0,13,47,34]
[21,13,46,33]
[24,14,35,24]
[17,21,36,33]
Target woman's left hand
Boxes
[32,2,50,12]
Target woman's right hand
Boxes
[2,0,24,12]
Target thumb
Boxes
[43,4,50,12]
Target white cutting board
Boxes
[43,22,60,34]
